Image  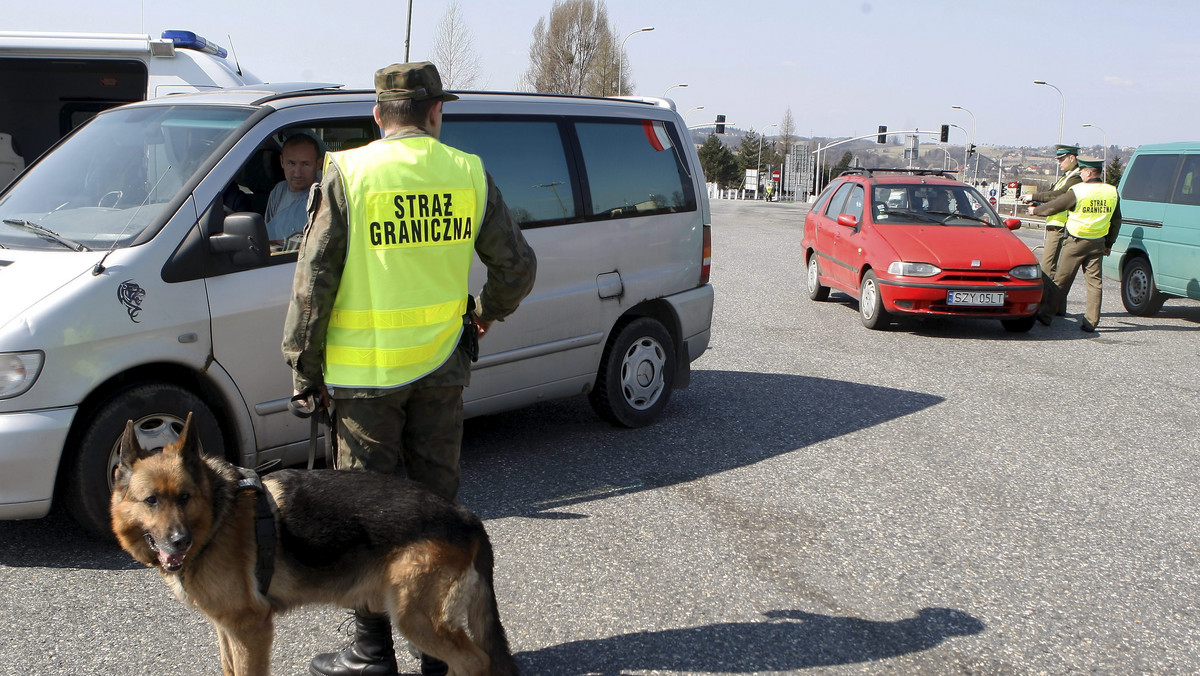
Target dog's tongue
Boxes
[158,550,184,569]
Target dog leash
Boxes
[289,389,334,469]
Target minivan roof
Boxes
[1130,141,1200,153]
[123,84,680,115]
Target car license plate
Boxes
[946,290,1005,306]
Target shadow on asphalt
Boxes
[459,369,944,521]
[0,370,944,569]
[516,607,985,673]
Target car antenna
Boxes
[93,165,172,276]
[227,34,243,77]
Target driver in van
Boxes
[266,133,323,249]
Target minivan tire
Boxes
[63,383,225,539]
[589,318,675,428]
[1121,256,1166,316]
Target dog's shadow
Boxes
[516,607,985,673]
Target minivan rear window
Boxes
[1122,153,1179,203]
[575,120,696,219]
[441,118,577,226]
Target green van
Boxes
[1104,141,1200,315]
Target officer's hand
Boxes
[292,386,330,413]
[1021,194,1033,203]
[1026,206,1036,216]
[475,318,495,338]
[1104,247,1112,257]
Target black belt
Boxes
[236,467,277,597]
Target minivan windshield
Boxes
[0,105,253,250]
[872,183,1001,227]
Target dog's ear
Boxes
[177,412,205,472]
[114,420,147,490]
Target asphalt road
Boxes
[2,198,1199,675]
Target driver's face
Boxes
[281,143,319,193]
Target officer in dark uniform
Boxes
[282,62,536,676]
[1033,158,1121,332]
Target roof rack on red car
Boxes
[840,167,960,179]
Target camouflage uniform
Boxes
[282,125,536,502]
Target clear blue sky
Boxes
[7,0,1194,150]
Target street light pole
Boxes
[948,123,969,175]
[1082,123,1108,183]
[951,105,977,183]
[684,105,705,124]
[1035,80,1066,181]
[663,83,687,98]
[617,27,654,96]
[756,123,777,200]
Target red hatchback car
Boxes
[802,169,1043,331]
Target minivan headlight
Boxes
[1010,264,1041,280]
[887,261,941,277]
[0,352,44,399]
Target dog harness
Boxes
[236,468,277,597]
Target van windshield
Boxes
[0,105,252,250]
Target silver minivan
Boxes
[0,84,713,536]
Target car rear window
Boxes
[574,119,696,219]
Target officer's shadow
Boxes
[517,607,985,674]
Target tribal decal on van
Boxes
[118,279,146,323]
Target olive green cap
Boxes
[1077,158,1104,169]
[1054,144,1080,157]
[374,62,459,103]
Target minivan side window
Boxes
[1173,155,1200,206]
[441,118,577,226]
[1122,154,1180,203]
[574,119,696,219]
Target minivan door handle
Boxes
[597,270,624,299]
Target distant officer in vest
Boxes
[1024,144,1083,298]
[282,61,536,676]
[1032,158,1121,332]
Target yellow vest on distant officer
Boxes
[1045,168,1080,227]
[324,136,486,389]
[1066,182,1118,240]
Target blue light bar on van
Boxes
[161,30,228,59]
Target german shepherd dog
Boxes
[111,413,518,676]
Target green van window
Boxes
[1172,155,1200,206]
[1121,153,1179,204]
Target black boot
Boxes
[420,654,449,676]
[309,611,399,676]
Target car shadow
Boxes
[0,370,944,567]
[515,607,985,674]
[459,369,943,521]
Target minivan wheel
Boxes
[1121,256,1165,316]
[859,271,892,330]
[63,383,225,540]
[807,255,830,301]
[589,317,676,428]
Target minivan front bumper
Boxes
[0,407,76,519]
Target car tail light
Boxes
[700,224,711,284]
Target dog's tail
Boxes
[469,531,519,676]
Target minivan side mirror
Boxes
[209,212,269,267]
[836,213,858,228]
[1004,218,1021,231]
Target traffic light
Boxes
[715,114,725,134]
[1015,182,1022,198]
[939,124,949,143]
[1001,184,1007,196]
[877,125,887,144]
[968,144,977,156]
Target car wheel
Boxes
[1121,256,1165,316]
[858,270,891,330]
[1001,316,1037,332]
[63,383,225,539]
[589,317,675,428]
[807,255,830,301]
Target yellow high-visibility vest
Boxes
[1066,181,1118,240]
[1045,168,1080,227]
[323,135,486,389]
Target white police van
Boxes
[0,30,260,188]
[0,84,714,536]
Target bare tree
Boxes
[430,0,482,90]
[522,0,631,96]
[779,108,796,152]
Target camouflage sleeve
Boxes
[281,162,349,392]
[474,172,537,321]
[1032,172,1083,203]
[1032,190,1076,217]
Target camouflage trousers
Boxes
[332,386,464,503]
